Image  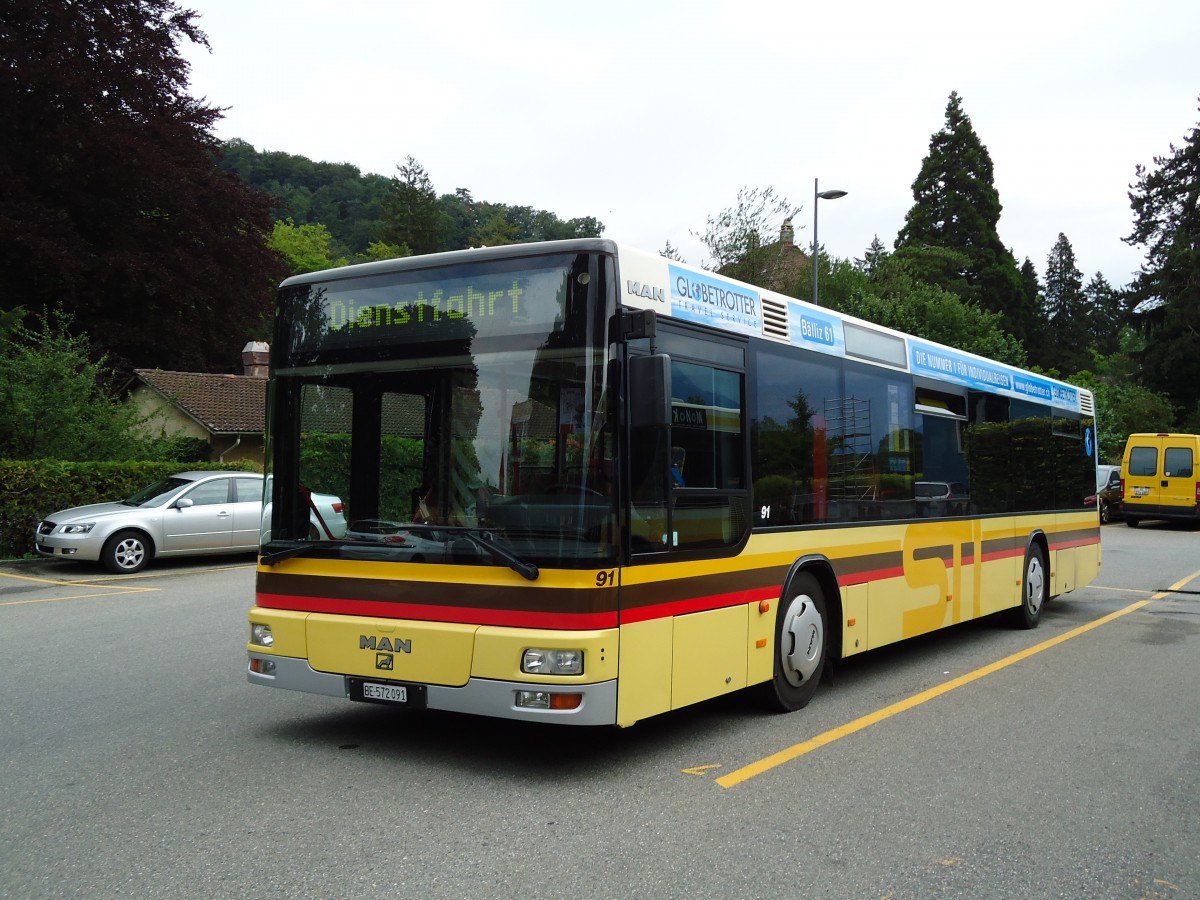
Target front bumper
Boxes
[247,652,618,726]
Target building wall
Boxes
[127,385,264,465]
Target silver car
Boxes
[35,471,347,574]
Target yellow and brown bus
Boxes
[247,239,1100,726]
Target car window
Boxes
[235,478,263,503]
[182,478,231,506]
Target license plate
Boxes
[364,682,406,702]
[1133,486,1150,497]
[349,678,427,708]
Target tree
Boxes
[1125,99,1200,419]
[382,156,445,255]
[1083,272,1124,356]
[0,308,146,460]
[270,220,343,275]
[895,92,1032,344]
[694,186,798,285]
[1043,233,1091,376]
[1018,257,1052,367]
[0,0,287,373]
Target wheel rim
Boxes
[1025,553,1045,616]
[114,538,145,570]
[780,594,824,687]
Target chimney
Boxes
[242,341,269,378]
[779,217,794,248]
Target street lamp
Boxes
[812,178,847,306]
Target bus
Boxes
[247,239,1100,726]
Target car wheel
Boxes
[101,530,152,574]
[757,572,827,712]
[1099,500,1110,525]
[1126,517,1140,528]
[1011,542,1047,629]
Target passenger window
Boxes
[1164,447,1193,478]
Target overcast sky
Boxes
[182,0,1199,289]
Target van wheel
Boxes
[101,530,152,574]
[1011,543,1047,629]
[1126,517,1140,528]
[758,572,826,712]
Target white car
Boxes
[35,471,346,574]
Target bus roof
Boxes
[278,238,1091,415]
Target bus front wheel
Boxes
[759,572,827,712]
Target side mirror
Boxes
[629,354,671,428]
[175,498,194,510]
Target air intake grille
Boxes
[761,296,789,340]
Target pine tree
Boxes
[1083,273,1124,356]
[1043,234,1090,376]
[895,92,1030,343]
[1125,99,1200,421]
[382,156,445,255]
[1019,257,1051,368]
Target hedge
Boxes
[0,460,259,560]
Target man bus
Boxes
[248,239,1099,726]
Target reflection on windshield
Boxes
[282,349,617,568]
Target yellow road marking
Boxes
[0,568,160,606]
[716,569,1200,789]
[681,764,722,775]
[0,559,254,605]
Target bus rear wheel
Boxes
[1012,543,1047,629]
[758,572,827,712]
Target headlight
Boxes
[60,523,95,535]
[522,648,583,675]
[250,623,274,647]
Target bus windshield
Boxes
[265,251,618,569]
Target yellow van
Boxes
[1121,433,1200,526]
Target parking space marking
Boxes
[0,570,160,606]
[715,568,1200,789]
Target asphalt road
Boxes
[2,522,1198,899]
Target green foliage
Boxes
[823,252,1028,367]
[1125,98,1200,420]
[0,309,148,461]
[0,460,257,559]
[298,433,424,521]
[270,219,343,275]
[220,138,392,256]
[1070,369,1176,463]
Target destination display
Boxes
[283,258,576,354]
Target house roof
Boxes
[134,369,266,435]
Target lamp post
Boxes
[812,178,847,306]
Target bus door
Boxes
[626,323,750,558]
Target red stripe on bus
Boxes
[256,593,618,630]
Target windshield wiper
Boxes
[459,529,539,581]
[403,524,539,581]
